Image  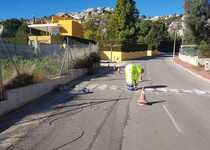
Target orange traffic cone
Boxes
[138,88,148,106]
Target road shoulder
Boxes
[174,57,210,84]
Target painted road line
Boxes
[180,89,193,94]
[168,88,180,93]
[110,85,118,90]
[156,88,168,93]
[162,104,182,133]
[145,88,155,92]
[86,84,98,90]
[98,84,108,91]
[194,89,207,95]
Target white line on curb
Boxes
[162,104,182,133]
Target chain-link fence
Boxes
[179,45,200,56]
[0,36,99,100]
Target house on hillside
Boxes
[28,15,84,46]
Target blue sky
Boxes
[0,0,184,20]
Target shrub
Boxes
[199,41,210,57]
[72,52,100,69]
[5,73,34,89]
[32,70,48,83]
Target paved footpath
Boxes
[1,55,210,150]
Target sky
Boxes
[0,0,184,20]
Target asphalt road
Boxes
[1,55,210,150]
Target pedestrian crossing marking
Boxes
[180,89,193,94]
[194,89,207,95]
[98,84,108,90]
[86,84,98,90]
[110,85,118,90]
[168,89,180,93]
[157,88,168,93]
[74,83,210,96]
[144,88,155,92]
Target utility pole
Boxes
[0,25,5,101]
[173,31,177,60]
[170,21,179,62]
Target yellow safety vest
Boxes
[125,64,143,85]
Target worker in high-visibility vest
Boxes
[125,64,144,91]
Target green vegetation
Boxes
[184,0,210,44]
[2,50,100,89]
[111,0,139,42]
[199,41,210,57]
[1,19,29,44]
[144,21,169,50]
[72,52,100,69]
[83,0,140,45]
[5,73,34,90]
[2,57,61,84]
[83,0,180,52]
[184,0,210,57]
[1,19,22,37]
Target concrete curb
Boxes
[172,59,210,84]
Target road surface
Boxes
[1,55,210,150]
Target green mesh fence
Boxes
[179,45,200,56]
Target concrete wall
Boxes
[198,58,210,66]
[179,53,199,66]
[100,50,156,62]
[121,51,147,60]
[0,69,87,116]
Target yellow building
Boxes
[28,16,83,44]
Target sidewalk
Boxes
[174,57,210,81]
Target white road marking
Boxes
[145,88,155,92]
[86,84,98,90]
[110,85,118,90]
[86,83,210,97]
[180,89,193,94]
[98,84,107,90]
[157,88,168,93]
[194,89,207,95]
[162,104,182,133]
[168,88,180,93]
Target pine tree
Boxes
[113,0,139,42]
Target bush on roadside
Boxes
[199,41,210,58]
[32,70,48,83]
[72,52,100,69]
[5,73,34,90]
